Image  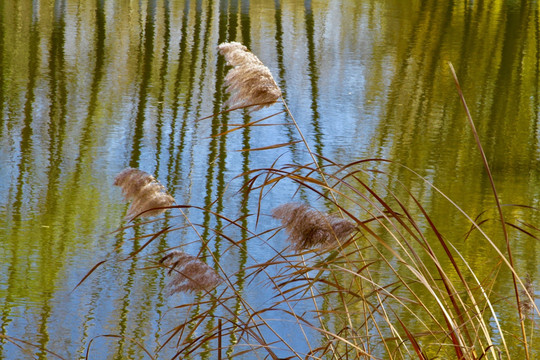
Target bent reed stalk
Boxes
[449,62,532,360]
[72,44,539,360]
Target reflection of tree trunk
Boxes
[274,0,301,161]
[487,1,530,171]
[274,0,285,90]
[398,1,454,158]
[170,0,204,188]
[201,0,230,248]
[372,0,431,157]
[534,4,540,162]
[36,0,69,357]
[201,0,225,247]
[0,0,4,140]
[14,5,40,221]
[304,0,324,160]
[179,0,214,207]
[377,1,452,172]
[154,0,171,173]
[194,0,232,357]
[145,1,174,351]
[129,0,157,168]
[215,0,238,217]
[0,4,41,358]
[209,0,238,273]
[71,0,106,188]
[116,2,158,357]
[234,2,252,354]
[45,0,68,213]
[71,2,108,354]
[167,0,190,181]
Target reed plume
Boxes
[218,41,281,111]
[520,273,535,320]
[272,203,356,251]
[113,168,175,220]
[160,250,222,294]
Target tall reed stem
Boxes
[280,96,344,217]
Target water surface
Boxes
[0,0,539,358]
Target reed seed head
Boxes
[114,168,175,220]
[218,41,281,111]
[272,203,356,251]
[519,273,535,320]
[160,250,222,294]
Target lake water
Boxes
[0,0,539,359]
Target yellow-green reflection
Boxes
[0,0,538,358]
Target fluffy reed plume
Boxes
[113,168,175,220]
[272,203,356,251]
[519,273,535,320]
[160,250,222,294]
[218,41,281,111]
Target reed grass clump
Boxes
[113,168,175,220]
[160,250,222,294]
[79,45,539,360]
[218,41,281,111]
[272,202,356,251]
[520,273,535,320]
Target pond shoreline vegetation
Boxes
[8,42,537,359]
[87,43,539,359]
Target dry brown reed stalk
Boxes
[114,168,175,221]
[218,41,342,217]
[272,203,356,251]
[520,273,535,320]
[450,63,531,359]
[159,250,222,294]
[217,41,282,111]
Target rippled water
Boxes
[0,0,539,358]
